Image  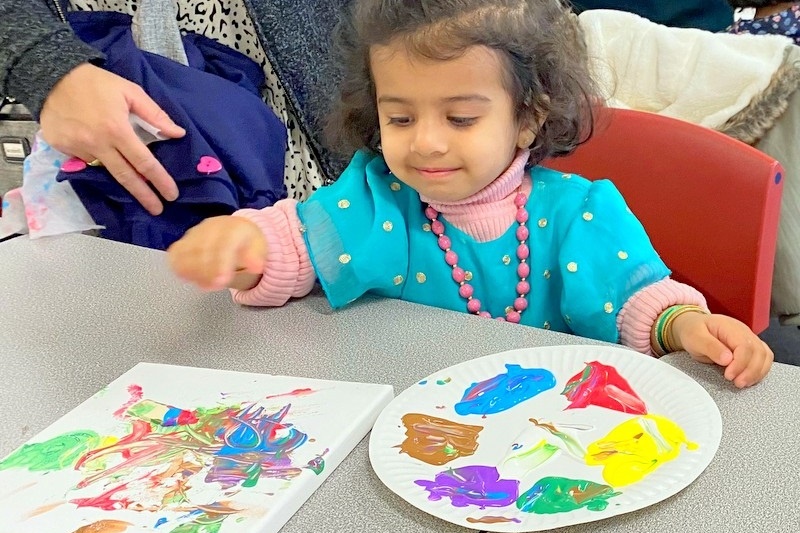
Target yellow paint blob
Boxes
[585,414,698,487]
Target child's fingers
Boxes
[727,340,772,388]
[723,337,760,383]
[686,334,733,367]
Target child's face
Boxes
[371,43,532,203]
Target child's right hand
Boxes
[167,215,267,291]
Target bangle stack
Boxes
[652,304,708,356]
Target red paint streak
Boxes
[562,361,647,415]
[113,385,144,418]
[177,410,199,425]
[70,482,133,511]
[264,388,315,400]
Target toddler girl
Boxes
[168,0,773,387]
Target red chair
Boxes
[543,108,783,334]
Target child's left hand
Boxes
[670,312,774,388]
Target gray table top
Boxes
[1,234,798,532]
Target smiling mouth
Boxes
[416,167,460,178]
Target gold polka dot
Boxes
[582,212,594,221]
[502,255,511,265]
[339,254,351,264]
[562,173,572,180]
[422,223,432,232]
[544,321,551,330]
[505,306,514,315]
[383,221,393,232]
[604,302,614,313]
[393,275,404,285]
[465,271,474,281]
[298,224,307,234]
[337,199,350,209]
[618,251,629,260]
[538,218,548,228]
[390,182,401,191]
[416,272,427,283]
[543,269,551,279]
[567,262,578,273]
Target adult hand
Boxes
[671,312,774,388]
[39,63,186,215]
[167,215,267,292]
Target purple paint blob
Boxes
[415,465,519,508]
[455,364,556,416]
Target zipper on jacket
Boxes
[52,0,68,23]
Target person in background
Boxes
[168,0,773,388]
[0,1,185,216]
[571,0,734,31]
[725,1,800,44]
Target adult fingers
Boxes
[115,128,179,202]
[127,87,186,139]
[96,148,164,216]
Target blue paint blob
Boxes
[776,172,782,185]
[455,364,556,416]
[155,517,168,528]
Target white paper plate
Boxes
[369,345,721,531]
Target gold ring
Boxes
[87,158,103,167]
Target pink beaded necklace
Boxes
[425,188,531,323]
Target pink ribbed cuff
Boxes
[229,200,316,306]
[617,277,708,356]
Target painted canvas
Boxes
[369,345,722,532]
[0,363,394,533]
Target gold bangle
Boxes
[663,305,708,352]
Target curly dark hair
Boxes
[324,0,600,166]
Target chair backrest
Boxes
[543,108,783,334]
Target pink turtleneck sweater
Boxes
[232,151,706,356]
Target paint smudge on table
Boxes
[415,465,519,508]
[561,361,647,415]
[516,476,620,514]
[0,394,320,531]
[585,414,698,486]
[397,413,483,466]
[455,364,556,416]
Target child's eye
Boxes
[387,117,412,126]
[449,117,477,127]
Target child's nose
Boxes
[410,121,448,156]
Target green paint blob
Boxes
[168,512,226,533]
[242,461,262,488]
[168,523,223,533]
[516,476,620,514]
[307,457,325,475]
[0,431,102,472]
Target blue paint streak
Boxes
[455,364,556,416]
[154,517,168,528]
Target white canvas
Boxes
[0,363,394,533]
